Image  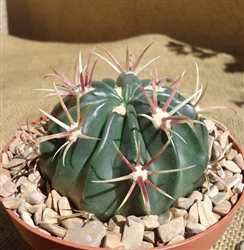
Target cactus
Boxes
[37,45,211,222]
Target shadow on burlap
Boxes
[1,34,243,249]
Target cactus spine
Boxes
[38,45,209,221]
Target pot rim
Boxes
[1,116,243,250]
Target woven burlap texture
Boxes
[1,34,243,249]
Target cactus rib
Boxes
[37,44,211,221]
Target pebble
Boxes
[173,197,193,210]
[33,206,44,225]
[2,197,25,209]
[234,153,244,170]
[212,200,232,216]
[0,163,10,175]
[212,141,222,160]
[204,119,215,131]
[216,165,225,178]
[197,201,218,228]
[234,173,243,183]
[157,216,185,243]
[39,221,67,238]
[156,239,166,247]
[224,170,233,177]
[42,207,59,224]
[9,138,25,155]
[227,148,238,160]
[7,156,26,172]
[107,230,122,241]
[20,181,37,193]
[213,212,221,220]
[204,184,219,198]
[226,188,234,200]
[216,180,227,191]
[202,194,213,210]
[211,192,228,205]
[225,160,242,173]
[216,131,229,148]
[142,215,159,230]
[187,203,199,223]
[219,157,226,169]
[45,192,53,208]
[60,217,85,229]
[15,176,28,187]
[222,175,242,189]
[51,189,62,212]
[158,211,172,225]
[28,204,46,214]
[201,183,210,194]
[230,193,239,205]
[168,207,188,219]
[141,241,154,248]
[21,212,35,228]
[63,221,106,247]
[1,151,13,165]
[17,201,28,214]
[187,190,203,203]
[22,190,44,205]
[103,233,125,249]
[25,201,32,210]
[143,230,155,244]
[28,171,45,187]
[58,196,73,216]
[232,182,244,194]
[186,221,207,234]
[121,216,144,249]
[109,215,126,231]
[0,178,17,197]
[20,147,35,160]
[168,235,185,245]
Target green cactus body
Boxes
[39,71,209,222]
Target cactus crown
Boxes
[27,45,233,222]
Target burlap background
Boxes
[6,1,244,59]
[1,34,243,249]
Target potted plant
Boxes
[1,44,243,249]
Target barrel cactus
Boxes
[37,45,210,222]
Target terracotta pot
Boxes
[1,117,243,250]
